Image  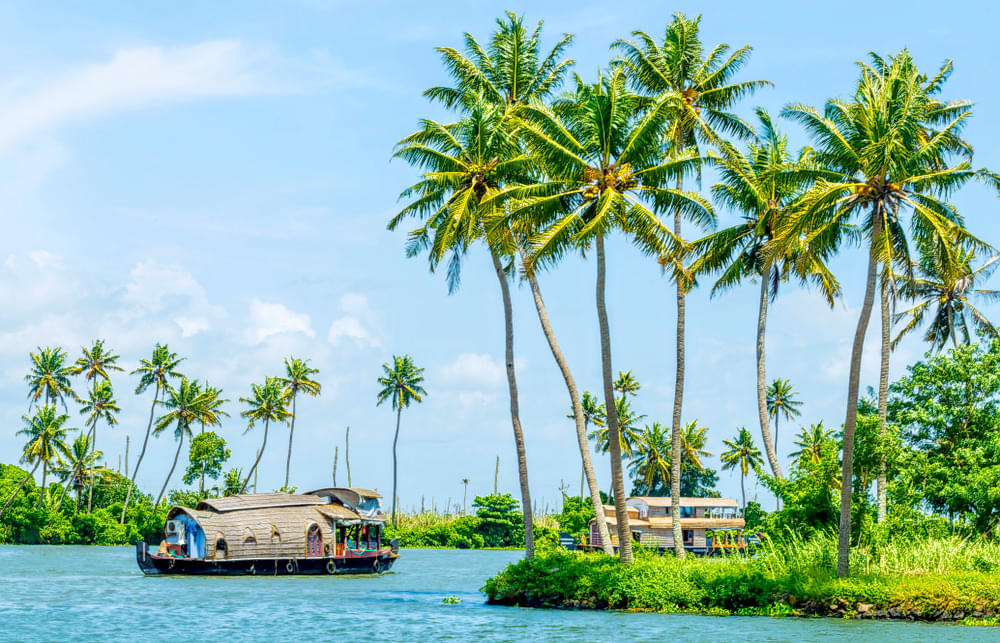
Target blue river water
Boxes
[0,546,995,642]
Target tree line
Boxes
[389,11,1000,577]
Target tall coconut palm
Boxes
[78,380,120,513]
[25,347,76,411]
[789,422,836,469]
[514,69,710,564]
[692,109,839,479]
[613,13,769,558]
[613,370,641,397]
[778,50,979,576]
[720,427,763,510]
[628,422,672,496]
[239,377,292,494]
[154,379,215,506]
[590,396,646,459]
[122,344,184,522]
[376,355,426,527]
[281,357,321,489]
[894,242,1000,350]
[69,339,123,382]
[766,378,802,459]
[16,406,72,510]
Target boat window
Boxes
[307,524,323,557]
[215,539,228,559]
[271,526,281,543]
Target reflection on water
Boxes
[0,546,993,642]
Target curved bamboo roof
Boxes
[195,493,327,513]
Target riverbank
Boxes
[482,537,1000,625]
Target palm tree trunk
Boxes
[0,461,40,519]
[38,461,48,509]
[670,187,686,560]
[55,481,70,512]
[527,273,613,554]
[740,472,746,512]
[241,419,269,494]
[87,420,97,514]
[490,248,534,558]
[285,394,297,489]
[877,271,889,523]
[156,431,185,507]
[121,386,160,523]
[391,405,402,527]
[837,234,880,578]
[595,235,633,564]
[199,423,206,495]
[756,265,783,481]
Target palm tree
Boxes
[239,377,292,494]
[376,355,427,528]
[590,396,646,459]
[25,347,75,411]
[196,383,229,493]
[692,109,839,480]
[281,357,321,489]
[894,242,1000,350]
[69,339,123,382]
[514,69,710,564]
[720,427,764,510]
[613,13,770,558]
[122,344,184,522]
[78,380,120,513]
[679,420,712,471]
[614,370,641,397]
[778,51,980,576]
[17,406,72,510]
[154,379,216,506]
[628,423,672,496]
[789,422,835,469]
[461,477,469,515]
[53,433,100,512]
[766,378,802,459]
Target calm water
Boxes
[0,546,994,642]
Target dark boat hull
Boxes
[135,541,398,576]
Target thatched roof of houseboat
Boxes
[196,493,327,513]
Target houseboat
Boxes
[588,496,751,555]
[135,487,399,575]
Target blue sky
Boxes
[1,1,999,513]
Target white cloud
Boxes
[327,293,380,348]
[174,316,211,338]
[26,250,61,269]
[248,299,315,344]
[438,352,505,389]
[123,260,207,313]
[0,41,284,153]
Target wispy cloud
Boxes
[248,299,315,345]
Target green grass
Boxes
[482,533,1000,622]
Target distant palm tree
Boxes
[239,377,292,494]
[196,383,229,493]
[377,355,427,527]
[894,243,1000,351]
[154,379,215,506]
[720,427,764,510]
[789,422,836,469]
[70,339,124,382]
[17,406,73,510]
[579,392,605,433]
[461,477,469,515]
[122,344,184,522]
[591,397,646,458]
[613,371,641,398]
[25,347,76,411]
[628,423,672,495]
[766,378,802,456]
[78,380,120,513]
[281,357,321,489]
[679,420,712,471]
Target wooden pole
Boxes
[332,446,338,486]
[494,456,499,495]
[345,426,352,488]
[124,436,129,480]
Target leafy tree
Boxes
[25,347,76,411]
[123,344,184,522]
[154,379,217,505]
[195,383,229,492]
[239,377,292,494]
[779,50,980,576]
[183,432,231,493]
[473,493,522,548]
[222,468,243,497]
[78,380,119,513]
[720,427,764,510]
[377,355,427,527]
